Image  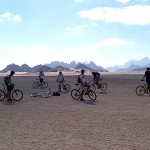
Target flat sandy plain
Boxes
[0,71,150,150]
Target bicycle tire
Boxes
[12,90,23,101]
[0,90,5,101]
[88,90,97,101]
[33,82,39,89]
[63,84,71,92]
[71,89,80,100]
[100,83,107,91]
[42,82,48,89]
[135,86,145,96]
[90,84,96,91]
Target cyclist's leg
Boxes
[6,85,13,101]
[58,82,61,92]
[80,83,85,101]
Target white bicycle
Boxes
[31,88,51,98]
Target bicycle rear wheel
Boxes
[12,90,23,101]
[135,86,145,96]
[33,82,39,89]
[63,84,71,92]
[0,90,5,101]
[100,83,107,91]
[71,89,80,100]
[88,90,97,101]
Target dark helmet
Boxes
[10,71,15,75]
[146,67,150,71]
[59,71,62,74]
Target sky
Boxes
[0,0,150,70]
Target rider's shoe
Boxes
[80,98,85,101]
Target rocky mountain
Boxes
[1,61,105,73]
[107,57,150,72]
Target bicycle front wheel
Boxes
[135,86,145,96]
[12,90,23,101]
[33,82,39,89]
[88,90,97,101]
[64,84,71,92]
[71,89,80,100]
[100,83,107,91]
[0,90,5,101]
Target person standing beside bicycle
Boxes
[39,71,45,86]
[141,67,150,92]
[78,69,87,101]
[4,71,15,102]
[57,71,64,92]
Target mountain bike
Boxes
[0,84,23,101]
[33,78,48,89]
[135,80,150,96]
[71,83,97,101]
[90,79,107,91]
[58,81,71,92]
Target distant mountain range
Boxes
[107,57,150,72]
[1,57,150,73]
[0,61,106,73]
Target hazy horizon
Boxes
[0,0,150,69]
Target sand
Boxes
[0,72,150,150]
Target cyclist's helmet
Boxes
[10,71,15,75]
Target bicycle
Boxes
[33,78,48,89]
[58,81,71,92]
[71,82,97,101]
[90,79,107,92]
[135,80,150,96]
[31,88,51,98]
[0,84,23,101]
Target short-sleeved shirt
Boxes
[57,74,64,82]
[79,74,85,83]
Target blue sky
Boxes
[0,0,150,70]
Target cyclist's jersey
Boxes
[4,75,12,85]
[57,74,64,82]
[79,74,85,83]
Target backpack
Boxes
[53,92,60,96]
[95,72,100,78]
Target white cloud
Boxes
[79,5,150,25]
[66,24,89,33]
[0,12,21,22]
[116,0,131,3]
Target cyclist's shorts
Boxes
[7,84,14,91]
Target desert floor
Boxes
[0,72,150,150]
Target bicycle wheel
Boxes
[90,84,96,91]
[0,90,5,101]
[12,90,23,101]
[42,82,48,89]
[100,83,107,91]
[135,86,145,96]
[71,89,80,100]
[88,90,97,101]
[33,82,39,89]
[64,84,71,92]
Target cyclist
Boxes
[78,69,87,101]
[92,71,101,88]
[4,71,15,102]
[142,67,150,92]
[39,71,45,86]
[57,71,64,92]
